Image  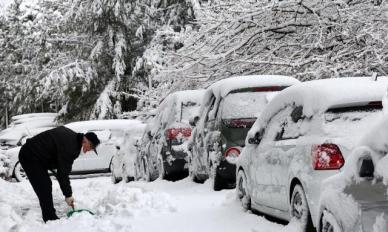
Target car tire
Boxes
[157,157,165,180]
[13,162,27,182]
[320,210,342,232]
[290,184,315,232]
[237,170,251,210]
[210,162,224,191]
[110,162,122,184]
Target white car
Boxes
[319,116,388,232]
[1,127,55,182]
[65,120,142,174]
[236,77,388,232]
[0,113,58,151]
[110,121,146,183]
[188,75,300,190]
[135,90,205,181]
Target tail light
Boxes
[311,143,344,170]
[224,147,240,164]
[166,128,192,141]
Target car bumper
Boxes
[163,147,188,175]
[358,201,388,232]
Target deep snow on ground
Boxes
[0,176,302,232]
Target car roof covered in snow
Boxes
[10,113,57,121]
[0,126,54,142]
[248,76,388,137]
[206,75,300,99]
[65,119,145,133]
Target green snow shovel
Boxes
[66,205,95,218]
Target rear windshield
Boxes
[221,91,276,120]
[181,101,200,122]
[323,104,383,137]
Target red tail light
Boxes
[224,147,240,157]
[224,147,241,164]
[311,143,344,170]
[166,128,192,140]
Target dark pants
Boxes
[18,146,59,222]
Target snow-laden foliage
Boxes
[0,0,197,126]
[1,0,387,126]
[162,0,388,82]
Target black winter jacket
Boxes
[23,126,83,197]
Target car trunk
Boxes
[322,103,383,159]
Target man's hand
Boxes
[65,196,75,209]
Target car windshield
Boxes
[221,91,276,120]
[324,105,383,138]
[181,101,200,123]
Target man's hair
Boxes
[84,132,100,149]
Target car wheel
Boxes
[290,184,314,232]
[125,175,134,183]
[210,162,224,191]
[13,162,27,182]
[157,158,165,180]
[320,210,342,232]
[110,162,122,184]
[237,170,251,210]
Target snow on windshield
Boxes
[323,107,383,138]
[221,92,274,119]
[181,101,200,122]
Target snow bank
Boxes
[1,175,309,232]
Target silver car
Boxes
[237,77,388,231]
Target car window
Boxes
[276,106,309,141]
[181,101,200,123]
[324,104,382,138]
[206,95,217,121]
[261,108,288,144]
[220,91,274,120]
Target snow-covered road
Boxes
[1,176,303,232]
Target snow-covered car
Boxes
[135,89,205,181]
[0,112,58,151]
[188,75,300,191]
[236,77,388,231]
[8,113,58,128]
[319,116,388,232]
[65,120,141,175]
[110,121,146,183]
[1,127,55,182]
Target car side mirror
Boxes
[189,116,200,127]
[248,131,263,145]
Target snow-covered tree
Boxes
[164,0,388,83]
